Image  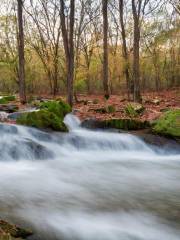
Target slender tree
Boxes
[17,0,26,103]
[131,0,142,102]
[119,0,131,99]
[60,0,75,107]
[102,0,110,99]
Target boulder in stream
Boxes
[153,109,180,138]
[16,100,71,132]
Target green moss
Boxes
[0,98,8,104]
[40,100,72,118]
[17,110,68,132]
[125,103,145,117]
[153,109,180,138]
[3,96,16,102]
[103,118,150,130]
[107,105,116,113]
[0,96,16,104]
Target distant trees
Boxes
[0,0,179,102]
[17,0,26,103]
[25,0,62,96]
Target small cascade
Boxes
[0,116,180,240]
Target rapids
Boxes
[0,114,180,240]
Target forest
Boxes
[0,0,179,103]
[0,1,180,240]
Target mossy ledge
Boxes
[82,118,150,131]
[152,109,180,138]
[17,100,71,132]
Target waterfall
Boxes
[0,115,180,240]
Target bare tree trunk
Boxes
[119,0,131,100]
[17,0,26,104]
[102,0,110,99]
[132,0,141,102]
[60,0,75,107]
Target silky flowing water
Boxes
[0,114,180,240]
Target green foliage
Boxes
[17,110,68,132]
[153,109,180,138]
[40,100,72,119]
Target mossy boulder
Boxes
[0,220,32,239]
[153,109,180,138]
[103,118,149,130]
[17,100,71,132]
[17,110,68,132]
[82,118,150,131]
[125,103,145,117]
[40,100,72,118]
[0,96,16,104]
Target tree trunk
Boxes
[119,0,131,100]
[60,0,75,107]
[132,0,141,102]
[102,0,110,99]
[17,0,26,104]
[67,0,75,106]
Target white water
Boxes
[0,114,180,240]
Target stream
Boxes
[0,114,180,240]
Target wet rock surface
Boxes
[0,220,32,239]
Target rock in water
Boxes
[0,220,32,239]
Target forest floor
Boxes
[73,89,180,122]
[0,89,179,124]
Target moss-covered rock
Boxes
[0,96,16,104]
[40,100,72,118]
[0,220,32,239]
[103,118,149,130]
[125,103,145,117]
[17,100,71,132]
[153,109,180,138]
[17,110,68,132]
[82,118,150,131]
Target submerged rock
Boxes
[153,109,180,138]
[0,220,32,239]
[0,124,18,134]
[0,138,54,161]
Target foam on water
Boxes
[0,115,180,240]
